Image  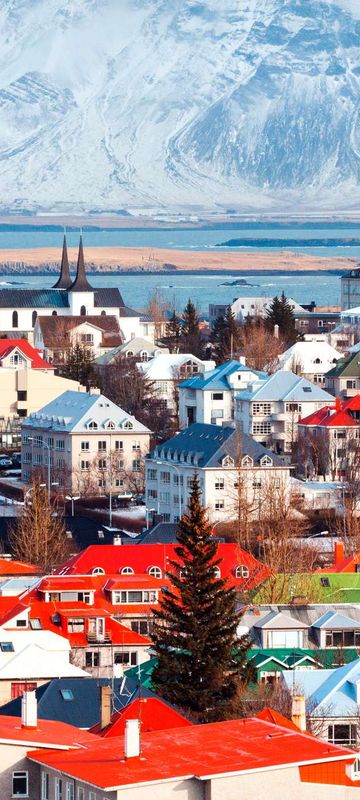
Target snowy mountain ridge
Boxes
[0,0,359,213]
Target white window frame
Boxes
[148,566,162,579]
[12,770,28,797]
[66,783,74,800]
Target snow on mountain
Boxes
[0,0,359,213]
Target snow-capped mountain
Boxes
[0,0,359,213]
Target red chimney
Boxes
[334,541,345,567]
[335,397,341,412]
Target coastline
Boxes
[0,246,354,273]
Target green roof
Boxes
[247,647,358,671]
[125,658,157,689]
[326,350,360,378]
[252,573,360,604]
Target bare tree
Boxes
[239,318,284,373]
[9,482,71,571]
[146,289,169,341]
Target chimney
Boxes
[239,356,246,366]
[274,324,279,339]
[291,695,306,732]
[21,690,37,729]
[335,397,341,413]
[100,685,112,731]
[334,540,345,566]
[113,534,122,546]
[124,719,140,759]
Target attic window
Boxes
[222,455,234,467]
[260,455,273,467]
[242,455,253,467]
[60,689,74,701]
[121,567,134,575]
[0,641,14,652]
[104,420,116,430]
[92,567,105,575]
[123,420,133,430]
[235,565,250,579]
[29,619,42,630]
[320,577,330,587]
[88,421,98,430]
[303,387,312,393]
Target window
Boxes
[61,689,74,701]
[89,794,96,800]
[126,350,134,358]
[124,420,133,429]
[81,441,89,451]
[33,453,43,466]
[12,771,28,797]
[88,421,98,430]
[140,350,149,361]
[12,310,18,328]
[56,439,65,450]
[132,459,141,472]
[285,403,302,413]
[148,489,157,500]
[121,566,134,575]
[29,619,42,630]
[173,474,184,486]
[16,619,27,627]
[352,757,360,779]
[98,479,105,488]
[77,790,85,800]
[85,651,99,667]
[0,641,14,651]
[267,630,304,648]
[160,491,170,503]
[92,567,105,575]
[80,333,93,344]
[114,651,137,665]
[212,392,224,400]
[211,409,224,422]
[55,777,63,800]
[253,402,271,415]
[242,455,253,467]
[116,459,124,469]
[252,422,271,435]
[215,478,224,491]
[235,565,250,578]
[98,459,107,470]
[80,460,89,470]
[132,441,141,450]
[67,619,85,633]
[148,566,162,579]
[17,390,27,401]
[148,468,157,480]
[66,784,74,800]
[328,723,357,746]
[325,630,360,648]
[115,440,123,450]
[347,380,356,389]
[105,420,115,429]
[41,772,49,800]
[80,305,86,316]
[215,499,224,510]
[98,440,106,451]
[131,619,149,635]
[260,455,273,466]
[213,566,221,578]
[160,471,170,483]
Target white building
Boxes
[236,371,334,457]
[209,296,306,327]
[21,390,151,495]
[145,422,291,523]
[0,628,88,705]
[276,340,341,385]
[137,353,215,413]
[178,359,267,428]
[34,314,122,364]
[0,236,153,343]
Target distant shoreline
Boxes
[0,268,348,278]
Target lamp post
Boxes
[65,495,80,517]
[156,460,182,521]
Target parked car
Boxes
[0,456,13,470]
[132,494,146,506]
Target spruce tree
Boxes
[180,299,203,357]
[166,310,182,352]
[265,292,297,345]
[152,476,253,721]
[211,307,241,364]
[61,343,97,387]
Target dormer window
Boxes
[92,567,105,575]
[148,566,162,579]
[222,455,234,467]
[235,565,250,578]
[104,420,116,430]
[123,420,133,430]
[88,420,98,430]
[242,455,253,467]
[260,455,273,467]
[213,566,221,578]
[121,567,134,575]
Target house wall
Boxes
[0,678,49,706]
[71,644,150,678]
[0,369,85,420]
[209,766,355,800]
[236,398,329,455]
[0,745,40,800]
[22,427,150,494]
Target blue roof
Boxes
[180,360,266,391]
[237,371,334,403]
[283,657,360,717]
[149,422,284,468]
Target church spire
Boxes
[69,235,93,292]
[53,234,72,289]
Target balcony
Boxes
[87,632,112,644]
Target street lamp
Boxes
[156,460,182,521]
[65,495,80,517]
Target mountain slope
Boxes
[0,0,359,212]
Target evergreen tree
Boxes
[152,476,254,721]
[210,306,241,365]
[166,310,182,352]
[265,292,297,345]
[180,299,203,357]
[60,343,97,387]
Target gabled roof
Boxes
[283,657,360,717]
[28,717,354,791]
[277,341,341,374]
[92,696,192,737]
[238,371,334,403]
[149,422,285,469]
[37,315,122,350]
[0,557,39,576]
[256,708,300,731]
[94,339,168,366]
[179,360,266,391]
[312,610,360,629]
[326,350,360,378]
[299,405,358,428]
[23,391,151,434]
[0,339,53,369]
[138,354,215,381]
[253,611,308,630]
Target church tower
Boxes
[68,236,95,316]
[52,235,72,289]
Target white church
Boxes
[0,237,154,344]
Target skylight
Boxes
[60,689,74,701]
[0,642,14,652]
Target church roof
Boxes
[69,236,93,292]
[0,287,124,310]
[52,235,72,290]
